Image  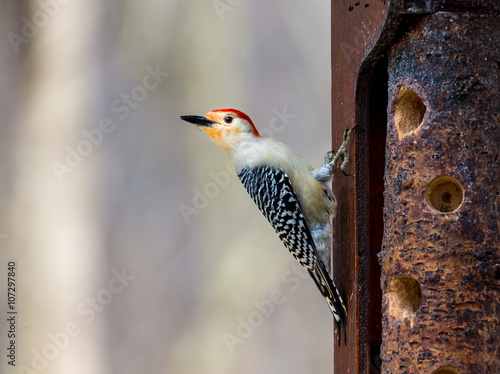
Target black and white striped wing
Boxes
[238,165,348,344]
[237,165,316,269]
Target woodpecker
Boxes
[180,109,356,344]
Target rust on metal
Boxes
[331,0,390,372]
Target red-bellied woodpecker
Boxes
[180,109,356,344]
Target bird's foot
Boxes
[323,150,334,165]
[330,126,359,176]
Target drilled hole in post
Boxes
[388,275,422,320]
[425,176,464,213]
[394,86,426,140]
[432,367,461,374]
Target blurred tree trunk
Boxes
[0,1,106,373]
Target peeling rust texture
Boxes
[381,12,500,374]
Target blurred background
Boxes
[0,1,334,373]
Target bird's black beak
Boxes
[180,115,216,128]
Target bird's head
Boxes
[181,109,261,153]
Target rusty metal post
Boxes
[381,12,500,374]
[331,1,390,372]
[331,1,499,374]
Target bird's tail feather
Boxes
[309,263,347,345]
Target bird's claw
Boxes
[323,150,334,165]
[331,126,359,176]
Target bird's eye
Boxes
[223,116,233,124]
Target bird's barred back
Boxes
[238,165,317,269]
